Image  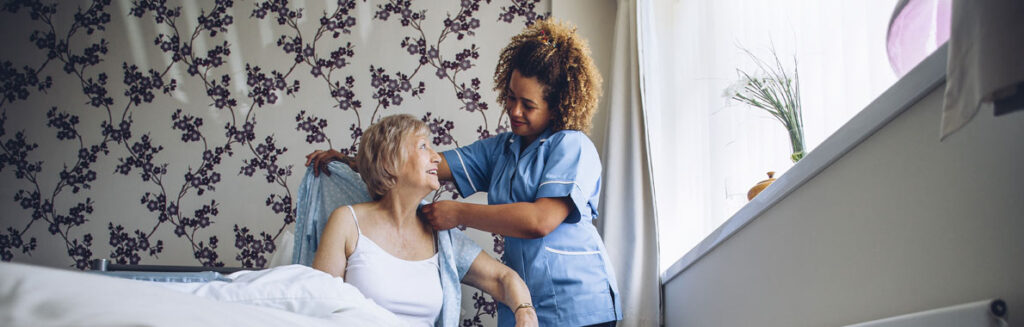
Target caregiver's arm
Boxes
[306,148,455,181]
[304,149,356,177]
[421,197,571,239]
[311,207,357,278]
[462,252,538,327]
[436,154,453,181]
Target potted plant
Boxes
[725,47,805,163]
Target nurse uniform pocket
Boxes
[542,246,614,318]
[543,246,607,293]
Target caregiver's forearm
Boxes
[457,198,569,239]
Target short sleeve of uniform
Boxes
[536,131,602,224]
[449,228,483,280]
[441,135,504,198]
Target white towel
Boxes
[941,0,1024,139]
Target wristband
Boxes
[514,303,534,314]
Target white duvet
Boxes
[0,262,405,327]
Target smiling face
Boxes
[398,131,441,192]
[505,69,554,145]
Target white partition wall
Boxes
[662,49,1024,326]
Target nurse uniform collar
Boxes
[506,127,554,154]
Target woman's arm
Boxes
[461,252,538,327]
[311,207,356,278]
[420,197,571,239]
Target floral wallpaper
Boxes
[0,0,548,325]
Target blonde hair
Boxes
[356,114,429,200]
[494,18,603,133]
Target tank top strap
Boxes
[346,205,362,235]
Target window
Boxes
[641,0,916,273]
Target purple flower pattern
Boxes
[1,0,550,324]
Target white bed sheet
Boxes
[0,262,405,327]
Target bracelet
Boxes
[514,303,534,314]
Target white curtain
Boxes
[640,0,899,272]
[596,0,661,325]
[941,0,1024,138]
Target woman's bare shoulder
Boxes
[328,204,353,221]
[324,204,361,238]
[329,202,374,218]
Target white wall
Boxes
[663,83,1024,325]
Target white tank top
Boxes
[343,206,442,327]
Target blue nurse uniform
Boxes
[442,127,622,326]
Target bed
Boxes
[0,163,404,326]
[0,261,402,326]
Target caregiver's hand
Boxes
[303,149,354,176]
[419,200,462,230]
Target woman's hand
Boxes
[419,200,463,230]
[303,149,354,176]
[514,306,539,327]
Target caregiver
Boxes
[308,18,620,327]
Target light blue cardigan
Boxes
[293,162,481,327]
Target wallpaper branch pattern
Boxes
[1,0,548,325]
[2,0,115,269]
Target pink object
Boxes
[886,0,952,77]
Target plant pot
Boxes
[747,171,777,200]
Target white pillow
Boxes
[268,230,295,268]
[154,265,396,321]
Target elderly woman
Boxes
[310,114,537,327]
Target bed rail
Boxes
[90,258,248,274]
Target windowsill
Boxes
[660,43,950,284]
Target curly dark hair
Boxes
[494,18,602,133]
